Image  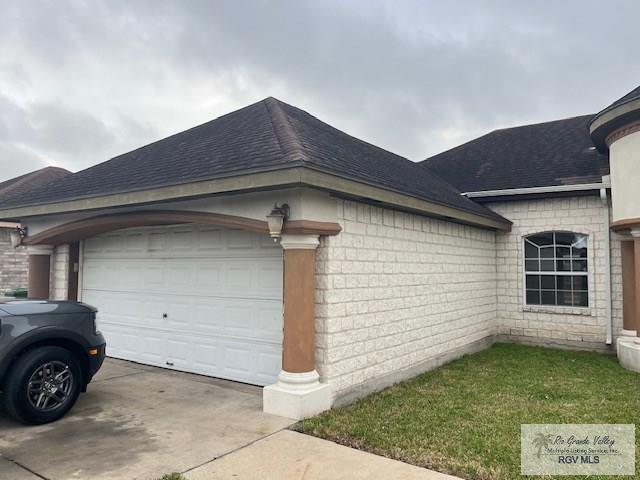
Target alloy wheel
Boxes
[27,361,74,412]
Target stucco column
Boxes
[621,241,637,334]
[618,230,640,373]
[263,234,331,420]
[633,231,640,337]
[282,235,318,373]
[27,245,53,299]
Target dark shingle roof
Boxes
[600,85,640,113]
[0,167,70,204]
[422,115,609,193]
[0,97,504,223]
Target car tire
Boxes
[3,346,83,425]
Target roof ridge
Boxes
[484,114,594,137]
[263,97,310,162]
[422,114,596,164]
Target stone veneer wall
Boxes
[0,229,27,292]
[43,197,622,403]
[315,200,498,403]
[488,195,622,352]
[50,244,69,300]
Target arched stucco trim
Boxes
[23,210,342,246]
[23,210,270,246]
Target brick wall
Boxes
[0,229,28,293]
[488,195,622,351]
[316,200,498,402]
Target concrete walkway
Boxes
[187,430,461,480]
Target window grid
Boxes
[524,232,588,308]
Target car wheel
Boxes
[3,346,83,425]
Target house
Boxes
[0,167,70,293]
[0,87,638,420]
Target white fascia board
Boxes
[462,182,607,199]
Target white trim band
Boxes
[462,182,607,199]
[279,234,320,250]
[26,245,54,255]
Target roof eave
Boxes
[0,166,511,232]
[590,97,640,151]
[297,167,511,231]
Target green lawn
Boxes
[298,343,640,480]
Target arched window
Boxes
[524,232,588,307]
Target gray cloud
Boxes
[0,0,638,182]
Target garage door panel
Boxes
[259,235,280,249]
[148,231,165,250]
[166,264,194,289]
[165,300,196,331]
[259,265,283,290]
[139,334,165,363]
[104,233,125,253]
[197,228,223,251]
[84,226,283,260]
[86,258,280,299]
[85,290,160,330]
[221,342,255,379]
[192,343,219,374]
[194,265,222,289]
[166,337,191,365]
[169,227,195,252]
[83,260,158,291]
[125,232,146,252]
[256,307,284,340]
[144,265,166,289]
[256,350,283,383]
[226,229,254,249]
[82,224,283,386]
[191,304,225,332]
[103,323,164,365]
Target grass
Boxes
[157,474,187,480]
[298,343,640,480]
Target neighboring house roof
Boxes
[422,115,609,193]
[0,166,71,205]
[0,97,508,227]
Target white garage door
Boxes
[80,224,283,386]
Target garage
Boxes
[79,224,283,386]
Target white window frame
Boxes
[522,231,589,308]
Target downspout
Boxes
[600,177,613,345]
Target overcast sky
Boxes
[0,1,638,182]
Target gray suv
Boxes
[0,299,106,424]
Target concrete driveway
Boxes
[0,358,294,480]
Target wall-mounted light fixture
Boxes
[266,203,290,241]
[9,225,27,248]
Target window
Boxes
[524,232,588,307]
